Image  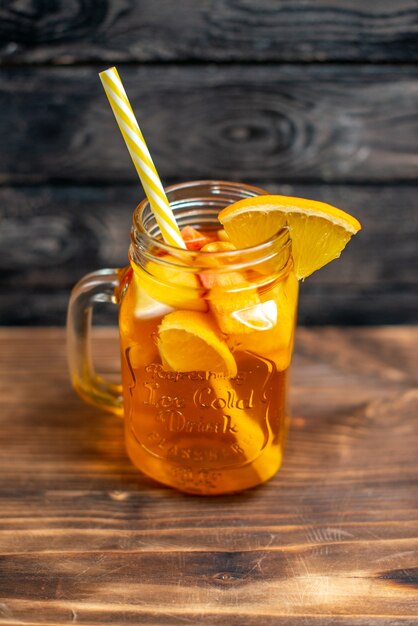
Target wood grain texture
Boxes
[1,65,417,184]
[0,183,416,325]
[0,0,417,63]
[0,326,417,624]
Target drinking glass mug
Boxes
[67,181,298,495]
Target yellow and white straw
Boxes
[99,67,185,248]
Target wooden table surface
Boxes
[1,327,417,625]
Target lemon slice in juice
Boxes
[157,310,237,377]
[132,254,206,312]
[218,195,361,279]
[133,272,173,319]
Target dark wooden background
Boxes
[0,1,417,325]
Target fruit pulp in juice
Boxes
[118,228,298,494]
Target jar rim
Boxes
[130,180,292,274]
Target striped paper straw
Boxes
[99,67,185,248]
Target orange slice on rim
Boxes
[218,195,361,279]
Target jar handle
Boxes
[66,269,124,417]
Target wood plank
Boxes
[0,326,416,624]
[0,0,417,63]
[0,183,416,325]
[1,65,417,184]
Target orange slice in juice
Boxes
[157,310,237,377]
[218,195,361,279]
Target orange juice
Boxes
[118,222,297,494]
